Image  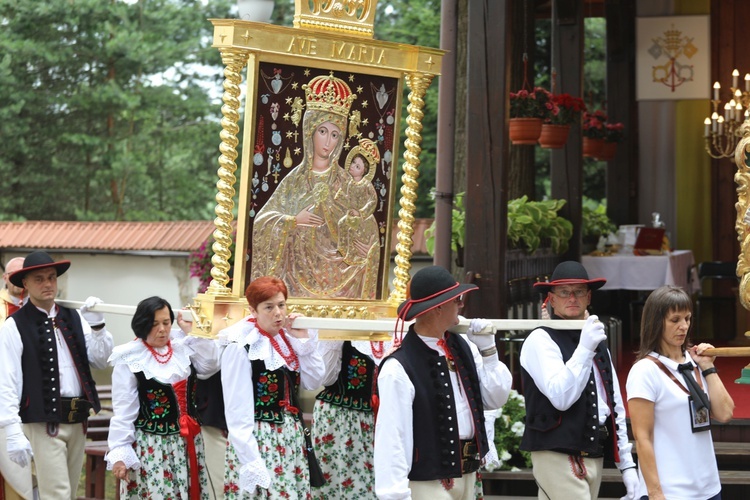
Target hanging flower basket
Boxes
[538,124,571,149]
[509,117,543,145]
[583,137,604,158]
[597,141,618,161]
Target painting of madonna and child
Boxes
[245,63,402,301]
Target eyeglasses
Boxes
[552,289,588,299]
[453,294,465,305]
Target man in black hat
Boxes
[373,265,512,499]
[519,261,637,500]
[0,250,114,500]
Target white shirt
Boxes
[220,318,325,493]
[626,353,720,500]
[373,333,513,500]
[0,305,114,428]
[519,327,634,470]
[105,335,220,469]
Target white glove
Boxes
[579,314,606,352]
[467,318,496,351]
[620,468,639,500]
[80,296,105,327]
[6,424,32,468]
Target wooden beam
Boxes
[463,0,511,318]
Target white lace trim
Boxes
[222,318,317,371]
[239,458,271,493]
[105,445,140,470]
[108,338,193,382]
[351,339,395,362]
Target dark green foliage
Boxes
[0,0,233,221]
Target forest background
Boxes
[0,0,606,222]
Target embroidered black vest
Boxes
[13,302,100,423]
[250,359,300,424]
[520,325,620,461]
[195,371,227,430]
[316,341,374,412]
[381,327,488,480]
[134,369,198,436]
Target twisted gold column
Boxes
[389,72,434,303]
[207,48,249,296]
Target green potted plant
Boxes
[507,196,573,254]
[582,198,617,254]
[485,389,532,471]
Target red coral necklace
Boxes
[370,341,384,359]
[142,339,174,365]
[253,319,300,371]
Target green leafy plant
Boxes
[424,190,465,256]
[491,389,532,471]
[507,196,573,254]
[582,198,616,241]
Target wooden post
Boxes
[463,0,511,318]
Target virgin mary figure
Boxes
[251,73,380,299]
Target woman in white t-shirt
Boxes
[627,286,734,500]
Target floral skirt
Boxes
[311,400,376,499]
[120,430,210,499]
[224,413,311,500]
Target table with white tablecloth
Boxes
[581,250,698,292]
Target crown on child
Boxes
[303,72,357,117]
[357,138,381,164]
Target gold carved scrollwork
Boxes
[735,121,750,311]
[389,72,434,304]
[294,0,377,38]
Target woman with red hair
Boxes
[220,276,325,499]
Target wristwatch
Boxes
[701,366,718,377]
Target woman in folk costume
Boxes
[250,72,379,300]
[312,334,393,499]
[220,276,325,499]
[107,296,220,498]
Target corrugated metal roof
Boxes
[0,219,433,255]
[0,221,216,254]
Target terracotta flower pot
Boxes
[596,141,618,161]
[538,124,571,149]
[583,137,605,158]
[509,118,543,145]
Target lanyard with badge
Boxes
[647,357,711,433]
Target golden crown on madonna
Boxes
[303,72,357,117]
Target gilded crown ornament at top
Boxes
[294,0,378,38]
[303,72,357,117]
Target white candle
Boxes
[718,116,724,135]
[737,103,743,122]
[725,102,731,120]
[712,112,719,133]
[714,81,721,100]
[730,100,737,121]
[704,117,711,137]
[733,69,739,89]
[745,74,750,92]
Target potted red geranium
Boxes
[597,121,625,161]
[539,93,586,149]
[582,109,607,158]
[509,87,551,145]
